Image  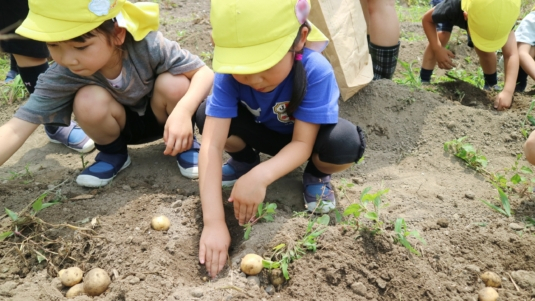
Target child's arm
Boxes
[198,115,232,278]
[518,43,535,82]
[163,65,214,156]
[495,32,519,110]
[230,119,320,225]
[0,118,39,165]
[422,8,455,69]
[524,130,535,165]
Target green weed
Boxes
[1,74,28,104]
[5,163,34,184]
[393,59,422,90]
[393,218,426,255]
[436,67,485,89]
[520,100,535,139]
[243,202,277,240]
[480,185,512,217]
[444,137,488,171]
[200,51,213,62]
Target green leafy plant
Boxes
[393,59,422,90]
[436,67,485,89]
[444,137,489,171]
[520,100,535,139]
[5,163,34,184]
[1,74,28,104]
[480,185,512,217]
[263,215,330,280]
[243,202,277,240]
[393,218,426,255]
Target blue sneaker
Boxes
[76,152,131,187]
[177,138,200,179]
[303,172,336,213]
[46,121,95,153]
[222,155,260,187]
[5,70,18,83]
[483,84,502,92]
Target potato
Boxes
[269,268,285,286]
[151,215,171,231]
[240,254,263,276]
[58,267,83,287]
[65,283,85,298]
[83,268,111,296]
[478,287,499,301]
[480,271,501,288]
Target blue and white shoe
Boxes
[5,70,18,83]
[76,152,131,187]
[177,137,200,179]
[46,121,95,153]
[303,172,336,214]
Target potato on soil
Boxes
[58,267,83,287]
[269,268,285,286]
[480,271,501,288]
[83,268,111,296]
[478,287,499,301]
[151,215,171,231]
[240,254,263,276]
[65,283,85,298]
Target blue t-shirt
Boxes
[206,48,339,135]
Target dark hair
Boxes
[286,22,311,116]
[69,19,117,45]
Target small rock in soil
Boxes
[376,278,387,289]
[509,223,525,231]
[437,218,449,228]
[128,276,141,284]
[352,177,364,184]
[511,270,535,289]
[122,185,132,191]
[465,192,475,199]
[436,194,445,200]
[350,282,367,296]
[247,275,260,287]
[190,288,204,298]
[465,265,481,274]
[265,285,275,295]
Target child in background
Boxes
[419,0,520,110]
[514,7,535,93]
[0,0,213,187]
[0,0,94,153]
[197,0,366,277]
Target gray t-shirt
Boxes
[15,31,205,126]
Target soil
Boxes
[2,2,535,301]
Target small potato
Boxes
[240,254,263,276]
[478,287,499,301]
[151,215,171,231]
[269,268,285,286]
[480,271,501,288]
[65,283,85,298]
[83,268,111,296]
[58,267,83,287]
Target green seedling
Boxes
[520,100,535,139]
[263,214,330,280]
[1,74,28,104]
[6,163,34,183]
[200,51,213,62]
[480,185,512,217]
[444,137,488,171]
[440,67,485,89]
[243,202,277,240]
[393,218,426,256]
[80,153,89,169]
[393,59,422,90]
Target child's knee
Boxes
[73,85,116,122]
[524,131,535,165]
[154,72,190,103]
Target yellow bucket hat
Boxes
[16,0,159,42]
[211,0,329,74]
[461,0,520,52]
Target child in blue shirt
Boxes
[196,0,366,278]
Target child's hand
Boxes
[163,111,193,156]
[228,173,267,226]
[434,47,455,70]
[199,221,230,278]
[494,90,513,111]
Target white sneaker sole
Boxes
[76,156,131,188]
[49,138,95,154]
[178,163,198,179]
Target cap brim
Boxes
[468,18,509,52]
[15,10,102,42]
[213,33,295,74]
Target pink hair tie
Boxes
[295,53,303,61]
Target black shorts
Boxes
[121,101,165,145]
[0,0,49,58]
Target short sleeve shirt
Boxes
[206,48,339,135]
[432,0,467,30]
[14,31,205,126]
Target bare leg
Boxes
[422,31,451,70]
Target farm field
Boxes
[2,0,535,300]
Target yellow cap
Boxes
[210,0,328,74]
[462,0,520,52]
[16,0,159,42]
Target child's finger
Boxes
[205,249,213,277]
[238,204,248,225]
[163,137,176,155]
[199,243,206,264]
[217,251,227,276]
[210,251,220,278]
